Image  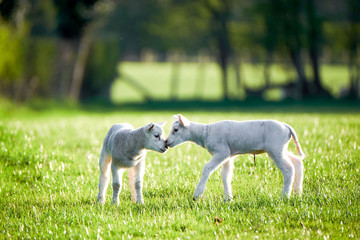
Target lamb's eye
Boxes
[154,134,160,139]
[173,128,178,133]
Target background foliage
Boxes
[0,0,359,102]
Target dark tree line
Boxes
[0,0,359,102]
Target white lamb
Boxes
[166,114,305,201]
[97,122,167,205]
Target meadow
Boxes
[111,62,350,103]
[0,101,359,239]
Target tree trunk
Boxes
[51,38,77,99]
[170,62,180,100]
[221,66,228,100]
[309,47,321,92]
[233,55,242,99]
[347,0,360,99]
[290,49,308,97]
[18,38,36,102]
[348,48,360,99]
[194,56,206,99]
[219,50,229,100]
[205,0,232,101]
[306,0,329,97]
[264,51,272,89]
[70,34,92,101]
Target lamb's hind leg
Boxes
[268,149,295,198]
[221,158,234,202]
[287,152,304,196]
[97,147,111,204]
[134,157,146,204]
[111,164,124,205]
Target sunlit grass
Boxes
[111,62,349,103]
[0,107,359,238]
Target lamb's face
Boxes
[165,118,190,148]
[144,123,167,153]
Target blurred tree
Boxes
[80,34,121,100]
[52,0,98,100]
[0,0,358,102]
[252,0,334,99]
[0,0,28,101]
[104,0,212,100]
[305,0,327,96]
[346,0,360,99]
[103,0,160,59]
[146,0,211,100]
[0,0,16,22]
[203,0,233,100]
[261,1,278,88]
[21,0,56,100]
[147,1,210,53]
[277,0,310,96]
[250,0,280,90]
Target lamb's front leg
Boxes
[193,151,230,200]
[221,158,234,202]
[111,164,124,205]
[134,158,146,204]
[127,167,137,202]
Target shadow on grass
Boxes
[81,97,360,113]
[5,96,359,114]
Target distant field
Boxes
[111,62,349,103]
[0,104,359,239]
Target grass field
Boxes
[111,62,350,103]
[0,103,359,239]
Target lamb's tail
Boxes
[284,123,305,159]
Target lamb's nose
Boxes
[165,140,168,145]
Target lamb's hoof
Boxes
[193,195,201,201]
[193,189,203,201]
[97,197,105,205]
[281,194,291,201]
[294,190,303,197]
[223,196,233,203]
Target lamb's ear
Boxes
[178,114,190,127]
[146,123,155,132]
[157,121,167,127]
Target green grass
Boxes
[111,62,350,103]
[0,103,359,239]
